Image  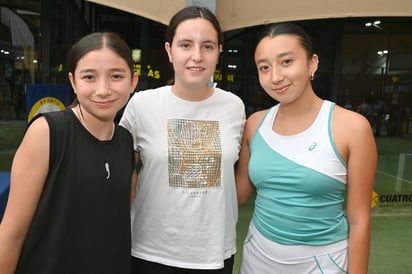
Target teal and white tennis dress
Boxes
[240,100,349,274]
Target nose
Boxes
[191,46,203,62]
[95,79,111,96]
[271,66,284,84]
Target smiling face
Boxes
[254,34,318,105]
[165,18,221,92]
[69,48,138,122]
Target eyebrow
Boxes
[255,51,295,65]
[175,39,217,44]
[277,51,294,58]
[78,68,127,74]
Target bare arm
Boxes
[235,130,254,205]
[235,111,266,205]
[0,117,50,274]
[346,116,377,274]
[334,107,377,274]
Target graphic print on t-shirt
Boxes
[167,118,222,189]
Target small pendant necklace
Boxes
[75,104,114,180]
[77,104,115,140]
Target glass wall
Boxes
[1,0,39,171]
[339,18,412,214]
[0,1,39,120]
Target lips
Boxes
[187,66,205,71]
[94,100,114,106]
[273,85,289,93]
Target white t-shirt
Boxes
[120,86,245,269]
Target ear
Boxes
[68,72,76,93]
[309,54,319,75]
[217,44,223,64]
[164,42,172,63]
[130,72,139,93]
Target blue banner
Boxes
[0,172,10,222]
[25,84,71,123]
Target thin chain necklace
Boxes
[77,104,115,140]
[75,104,115,180]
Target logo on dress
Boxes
[308,142,317,151]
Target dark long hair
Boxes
[68,32,134,105]
[255,23,314,59]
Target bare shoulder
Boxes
[333,105,371,131]
[25,116,50,140]
[332,104,376,160]
[28,115,49,130]
[19,116,50,152]
[248,109,268,124]
[245,109,268,137]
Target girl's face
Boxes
[165,18,221,90]
[69,48,138,121]
[254,35,318,104]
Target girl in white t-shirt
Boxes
[120,5,245,274]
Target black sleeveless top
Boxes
[16,109,134,274]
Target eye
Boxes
[204,44,215,50]
[282,59,293,66]
[258,65,269,72]
[81,74,95,81]
[111,74,124,80]
[179,42,192,49]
